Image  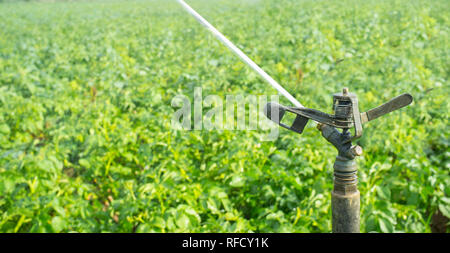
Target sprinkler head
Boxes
[265,88,413,141]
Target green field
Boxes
[0,0,448,232]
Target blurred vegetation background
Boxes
[0,0,448,232]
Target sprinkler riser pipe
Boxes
[332,189,360,233]
[331,155,360,233]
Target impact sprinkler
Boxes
[177,0,414,232]
[265,88,413,232]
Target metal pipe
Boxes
[332,155,360,233]
[177,0,304,108]
[318,123,361,233]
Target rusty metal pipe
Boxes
[318,123,361,233]
[332,155,360,233]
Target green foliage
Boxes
[0,0,448,232]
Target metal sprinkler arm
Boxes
[360,93,413,124]
[265,87,413,140]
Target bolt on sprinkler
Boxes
[265,87,413,233]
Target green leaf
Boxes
[365,215,377,232]
[376,186,391,200]
[176,214,190,230]
[183,206,201,224]
[230,175,246,188]
[207,199,219,214]
[0,124,10,135]
[438,204,450,219]
[78,159,90,169]
[379,218,394,233]
[152,217,166,229]
[136,224,152,233]
[51,216,66,233]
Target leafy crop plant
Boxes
[0,0,448,233]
